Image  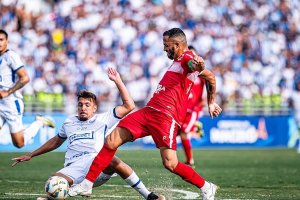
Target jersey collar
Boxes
[0,49,9,56]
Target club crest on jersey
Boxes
[69,131,94,144]
[76,126,87,131]
[155,84,165,94]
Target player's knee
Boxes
[110,157,122,168]
[105,136,120,150]
[105,139,119,150]
[13,140,24,148]
[163,160,177,172]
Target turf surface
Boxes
[0,149,299,199]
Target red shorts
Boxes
[117,107,179,150]
[181,110,202,134]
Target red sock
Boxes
[173,162,205,188]
[181,138,192,164]
[86,144,116,182]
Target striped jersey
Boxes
[58,108,121,166]
[0,49,24,99]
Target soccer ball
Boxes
[45,176,69,200]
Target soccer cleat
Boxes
[201,182,218,200]
[147,192,166,200]
[36,115,55,128]
[68,183,92,197]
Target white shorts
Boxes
[0,98,24,133]
[57,154,95,184]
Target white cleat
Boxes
[68,183,92,197]
[202,182,218,200]
[36,197,48,200]
[36,115,55,128]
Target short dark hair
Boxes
[0,30,8,39]
[77,90,97,104]
[188,45,195,51]
[163,28,186,39]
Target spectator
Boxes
[0,0,299,115]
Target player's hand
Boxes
[107,67,121,83]
[192,55,205,72]
[208,103,222,119]
[11,154,32,167]
[0,90,9,99]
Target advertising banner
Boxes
[0,114,297,152]
[140,115,296,148]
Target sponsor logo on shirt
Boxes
[155,84,165,94]
[69,131,94,144]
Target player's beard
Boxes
[79,116,88,121]
[167,47,175,60]
[78,114,89,121]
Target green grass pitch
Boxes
[0,149,299,200]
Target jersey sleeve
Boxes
[8,51,24,71]
[57,118,69,139]
[98,107,121,130]
[57,125,67,139]
[181,51,194,73]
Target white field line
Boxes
[3,193,140,199]
[0,180,256,200]
[1,193,255,200]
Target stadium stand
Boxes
[1,0,299,115]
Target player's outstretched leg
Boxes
[36,115,55,128]
[174,162,219,200]
[94,156,166,200]
[161,148,218,200]
[22,115,55,146]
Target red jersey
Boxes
[147,51,200,125]
[187,77,205,112]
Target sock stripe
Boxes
[131,179,141,188]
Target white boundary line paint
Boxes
[1,181,256,200]
[3,193,140,199]
[2,193,254,200]
[3,189,200,200]
[169,189,199,199]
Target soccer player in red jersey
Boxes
[179,45,206,168]
[69,28,222,200]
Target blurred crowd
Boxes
[1,0,300,114]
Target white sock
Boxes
[81,179,94,190]
[23,120,43,145]
[124,172,150,199]
[201,181,211,191]
[93,173,112,187]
